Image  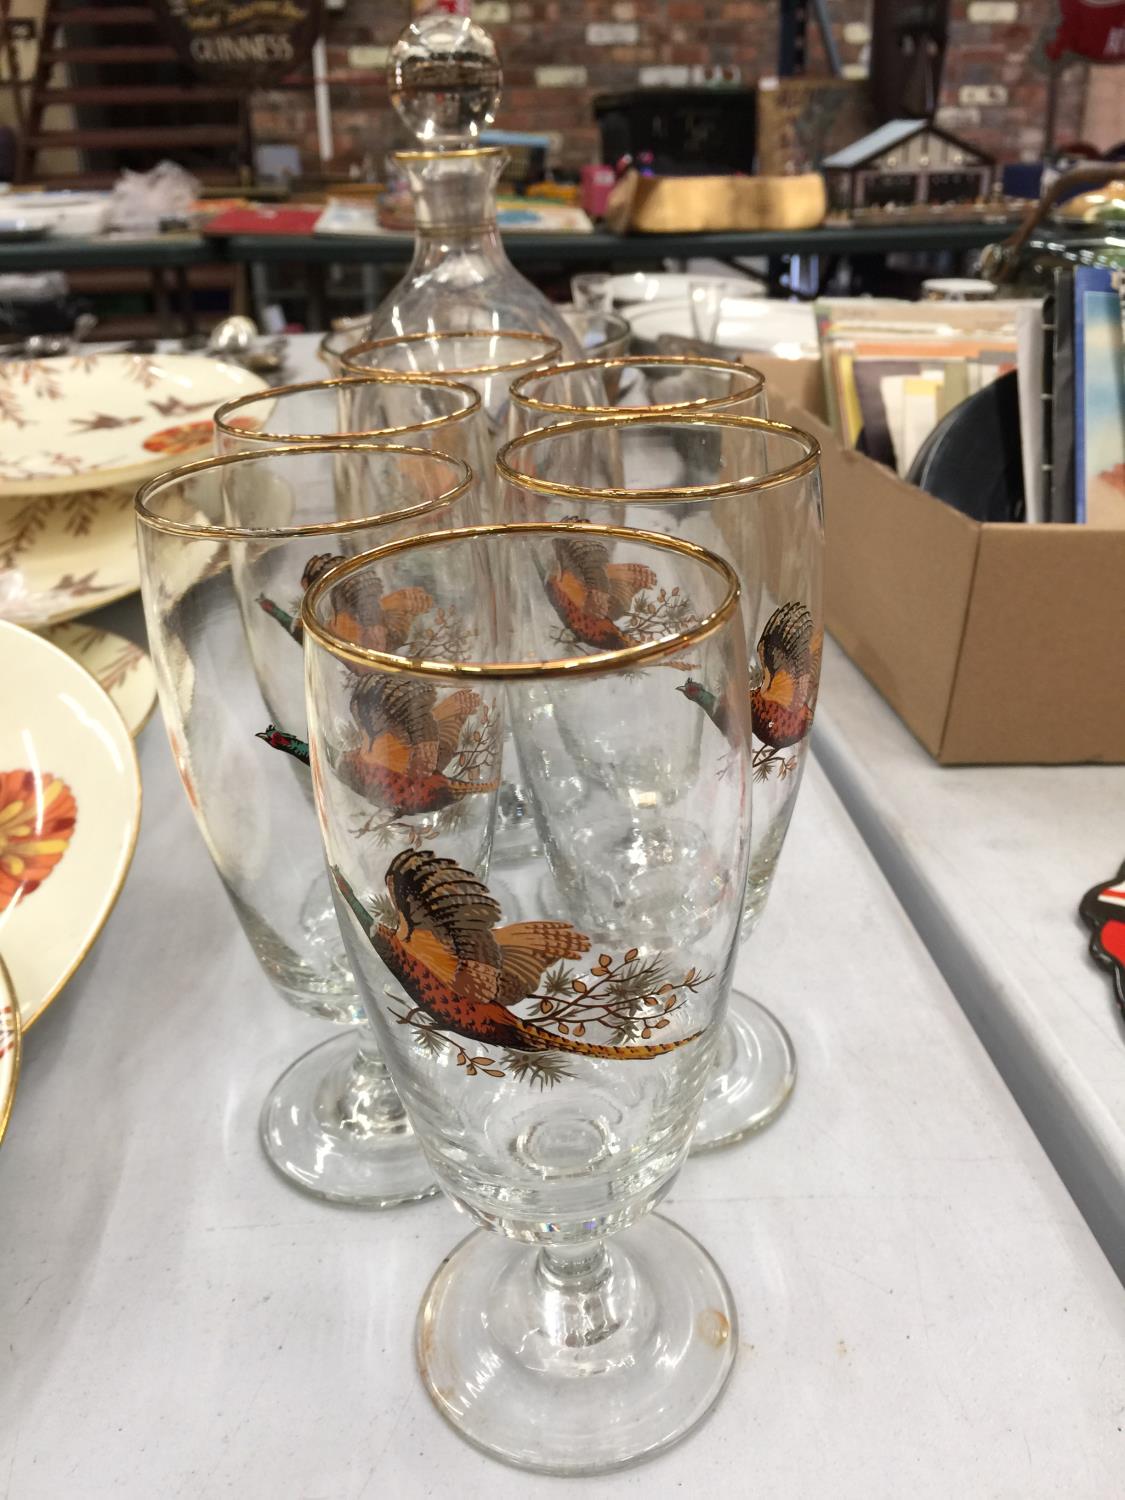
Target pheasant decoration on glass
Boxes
[257,551,435,650]
[333,850,710,1085]
[544,529,702,668]
[748,601,822,780]
[259,676,498,833]
[545,531,658,651]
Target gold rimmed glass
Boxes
[558,306,632,361]
[318,319,368,377]
[496,411,823,1149]
[211,373,490,515]
[507,352,768,442]
[341,329,563,448]
[341,328,566,859]
[302,521,754,1474]
[136,442,472,1207]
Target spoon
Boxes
[207,315,258,360]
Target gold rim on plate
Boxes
[134,441,474,542]
[302,520,741,680]
[212,373,483,444]
[342,329,564,379]
[509,353,767,418]
[0,621,143,1032]
[0,953,20,1147]
[496,411,821,502]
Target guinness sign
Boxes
[154,0,324,84]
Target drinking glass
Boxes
[318,319,368,377]
[340,329,564,857]
[497,412,823,1148]
[136,443,471,1206]
[507,352,767,443]
[340,329,562,450]
[689,280,724,344]
[212,373,490,514]
[570,269,612,309]
[559,305,631,360]
[302,521,754,1473]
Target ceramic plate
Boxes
[0,352,267,496]
[0,481,140,627]
[0,621,141,1029]
[41,622,157,737]
[607,271,766,306]
[623,297,819,358]
[0,956,18,1147]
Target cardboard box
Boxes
[747,353,1125,765]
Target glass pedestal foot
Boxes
[690,993,796,1153]
[260,1031,438,1207]
[417,1214,737,1475]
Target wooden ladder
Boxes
[16,3,249,187]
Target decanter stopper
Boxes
[388,12,502,149]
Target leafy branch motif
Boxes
[752,743,799,782]
[391,947,712,1087]
[0,499,49,568]
[60,491,101,540]
[619,585,701,643]
[0,384,26,427]
[445,699,499,781]
[401,606,475,663]
[126,356,161,391]
[15,360,62,402]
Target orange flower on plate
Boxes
[143,420,213,455]
[0,769,78,913]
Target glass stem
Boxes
[533,1239,622,1349]
[338,1031,408,1130]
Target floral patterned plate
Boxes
[41,622,157,738]
[0,956,18,1147]
[0,621,141,1030]
[0,352,267,497]
[0,481,140,627]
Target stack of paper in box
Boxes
[814,298,1025,481]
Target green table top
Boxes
[0,234,212,270]
[0,218,1023,274]
[223,219,1024,265]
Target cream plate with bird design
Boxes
[0,482,140,627]
[0,352,267,496]
[41,622,157,738]
[0,621,141,1030]
[0,956,19,1147]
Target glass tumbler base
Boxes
[690,993,797,1153]
[259,1032,438,1208]
[417,1214,737,1475]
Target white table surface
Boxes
[3,593,1125,1497]
[814,635,1125,1284]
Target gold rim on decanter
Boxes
[342,329,563,379]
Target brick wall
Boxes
[253,0,1086,177]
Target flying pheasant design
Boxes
[258,675,497,819]
[544,531,658,651]
[333,850,703,1065]
[257,550,434,648]
[750,601,822,751]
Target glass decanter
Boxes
[367,12,578,352]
